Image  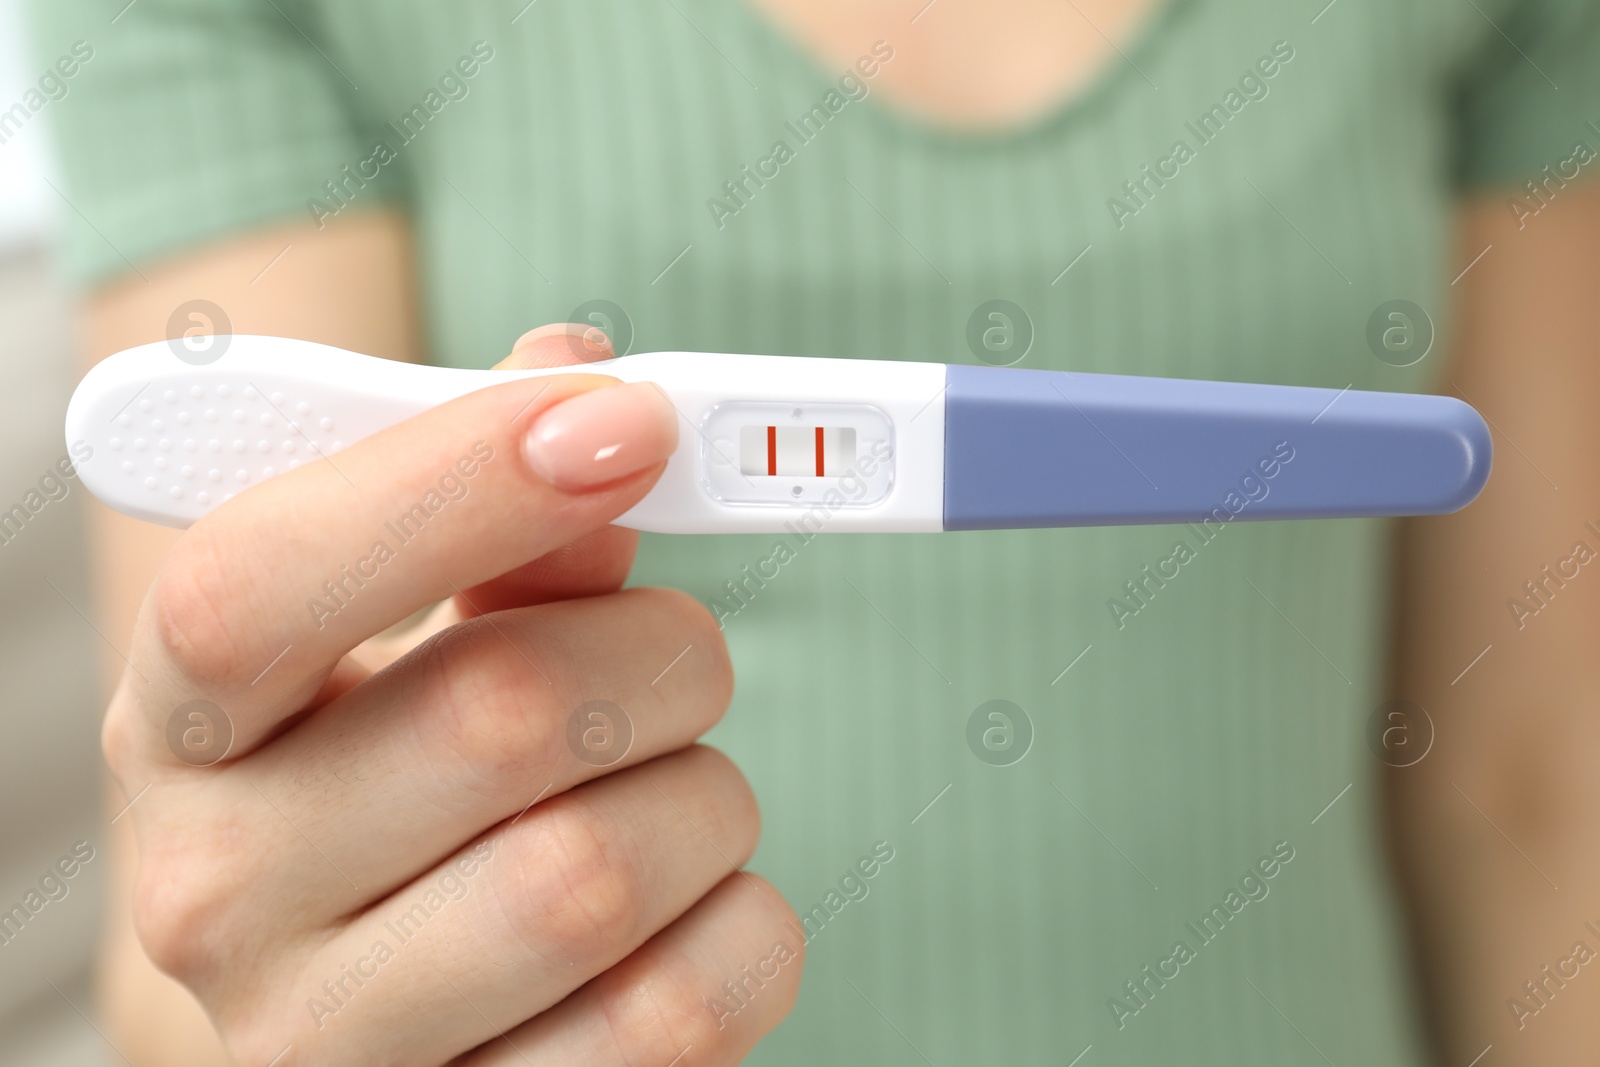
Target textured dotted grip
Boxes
[66,337,491,527]
[103,380,346,516]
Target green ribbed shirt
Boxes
[30,0,1600,1062]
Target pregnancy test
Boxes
[65,335,1491,533]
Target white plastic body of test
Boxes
[65,336,947,534]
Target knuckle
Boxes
[757,933,806,1019]
[149,531,254,689]
[610,979,735,1064]
[655,585,729,655]
[604,876,806,1057]
[675,999,739,1058]
[218,1026,302,1067]
[207,1002,312,1067]
[677,746,761,863]
[714,876,808,1024]
[130,850,234,984]
[419,620,556,788]
[504,800,641,963]
[632,587,735,716]
[100,704,140,781]
[745,874,808,994]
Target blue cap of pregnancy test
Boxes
[941,364,1492,531]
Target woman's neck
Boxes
[742,0,1163,130]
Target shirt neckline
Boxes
[722,0,1192,147]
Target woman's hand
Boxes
[102,325,803,1066]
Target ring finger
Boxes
[461,872,804,1067]
[246,745,760,1067]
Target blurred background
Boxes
[0,0,109,1060]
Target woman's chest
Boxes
[320,0,1491,389]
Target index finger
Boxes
[123,366,678,764]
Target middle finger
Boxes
[224,585,731,923]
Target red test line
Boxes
[767,425,777,476]
[815,426,825,476]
